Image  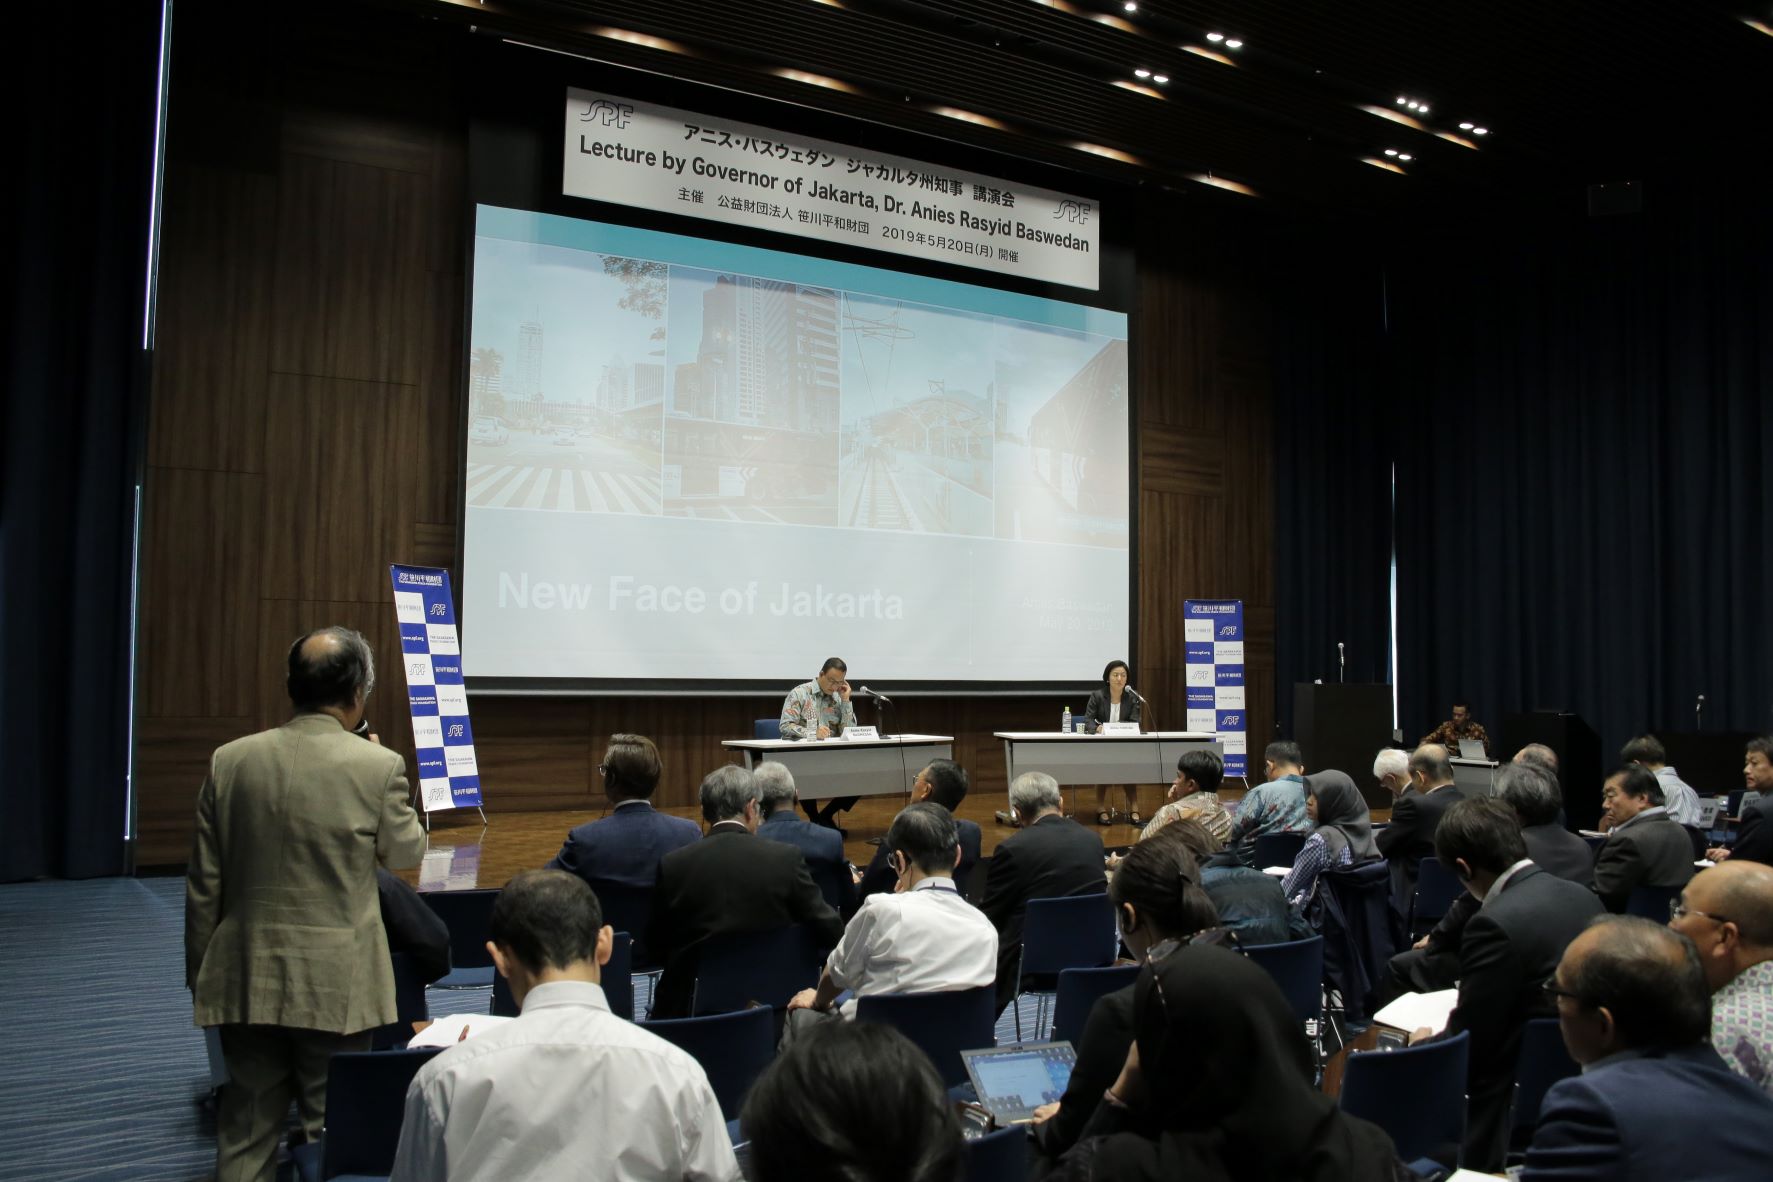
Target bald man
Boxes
[1525,916,1773,1180]
[1669,861,1773,1094]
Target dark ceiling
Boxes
[397,0,1772,218]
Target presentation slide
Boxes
[461,205,1129,685]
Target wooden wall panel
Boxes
[135,716,254,864]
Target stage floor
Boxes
[395,788,1171,892]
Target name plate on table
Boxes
[1099,722,1141,736]
[842,726,881,741]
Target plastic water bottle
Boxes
[1062,705,1072,734]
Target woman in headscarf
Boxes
[1281,770,1380,914]
[1044,943,1409,1182]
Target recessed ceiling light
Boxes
[1384,148,1398,156]
[1459,122,1473,130]
[1418,104,1429,113]
[1397,153,1413,162]
[1123,1,1137,11]
[1153,74,1169,83]
[1225,39,1243,49]
[1135,68,1151,78]
[1472,127,1489,135]
[1395,96,1408,105]
[1206,32,1225,42]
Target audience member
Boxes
[1514,743,1560,775]
[754,761,858,917]
[1591,764,1695,913]
[646,765,843,1018]
[783,803,994,1037]
[857,759,981,899]
[389,871,738,1182]
[186,627,425,1182]
[1407,797,1603,1172]
[1162,818,1304,945]
[1044,943,1404,1182]
[377,867,451,985]
[1708,736,1773,865]
[547,733,699,888]
[1226,740,1312,865]
[1031,828,1221,1164]
[1141,749,1232,846]
[981,771,1108,1013]
[1620,734,1702,828]
[1524,916,1773,1180]
[1281,771,1380,915]
[742,1020,964,1182]
[1377,744,1461,905]
[1668,860,1773,1094]
[1372,746,1411,799]
[1421,700,1489,755]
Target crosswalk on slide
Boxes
[465,463,663,514]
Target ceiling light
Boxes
[1135,68,1151,78]
[1225,39,1243,49]
[1362,156,1407,175]
[1186,172,1259,197]
[1472,126,1489,135]
[1458,122,1473,130]
[1206,32,1225,42]
[1072,141,1142,164]
[1384,148,1398,156]
[1181,45,1236,65]
[1397,153,1412,162]
[1153,73,1169,83]
[930,106,1009,130]
[1123,1,1138,11]
[1396,96,1407,105]
[1417,103,1429,113]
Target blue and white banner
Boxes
[1183,600,1247,779]
[390,565,484,813]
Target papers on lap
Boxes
[408,1013,514,1048]
[1372,988,1460,1036]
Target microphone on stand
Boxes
[859,685,893,705]
[1338,642,1346,684]
[1696,694,1705,728]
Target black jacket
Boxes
[1034,984,1136,1162]
[647,824,843,1018]
[1591,811,1696,913]
[1727,799,1773,865]
[1377,783,1460,902]
[979,814,1107,1009]
[1084,688,1142,729]
[375,867,451,985]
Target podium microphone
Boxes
[1696,694,1705,727]
[859,685,893,705]
[1338,642,1346,684]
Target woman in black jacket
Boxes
[1084,659,1144,824]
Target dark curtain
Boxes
[1388,182,1773,756]
[1271,242,1395,739]
[1,3,160,879]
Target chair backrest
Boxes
[1685,825,1710,860]
[1020,894,1115,978]
[1625,883,1683,921]
[693,925,824,1015]
[1050,964,1140,1048]
[421,888,500,971]
[321,1048,442,1178]
[371,951,431,1049]
[1338,1030,1470,1165]
[491,931,633,1021]
[1317,860,1399,1028]
[1411,857,1463,931]
[1242,936,1325,1026]
[1253,831,1308,869]
[807,860,851,918]
[639,1006,775,1120]
[754,718,782,740]
[1509,1017,1578,1137]
[586,878,658,968]
[855,986,997,1088]
[964,1124,1029,1182]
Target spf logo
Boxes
[1053,199,1093,224]
[1219,624,1237,636]
[579,100,634,128]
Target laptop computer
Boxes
[960,1041,1078,1123]
[1457,739,1487,760]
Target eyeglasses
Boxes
[1540,979,1589,1006]
[596,764,609,776]
[1670,899,1734,926]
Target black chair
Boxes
[585,878,659,971]
[1685,825,1710,860]
[807,861,854,919]
[856,986,997,1088]
[1243,936,1324,1027]
[1317,860,1399,1029]
[315,1047,441,1180]
[964,1124,1029,1182]
[1013,893,1115,1041]
[1050,964,1139,1048]
[1625,883,1684,921]
[1409,857,1463,938]
[490,931,634,1021]
[754,719,782,739]
[370,951,430,1049]
[1253,831,1308,869]
[1508,1017,1578,1153]
[692,925,825,1016]
[640,1006,775,1121]
[422,887,500,988]
[1340,1030,1470,1166]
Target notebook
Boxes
[960,1041,1078,1123]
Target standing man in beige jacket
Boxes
[186,626,427,1182]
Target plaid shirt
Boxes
[1714,959,1773,1095]
[779,679,856,740]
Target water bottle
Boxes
[1062,705,1072,734]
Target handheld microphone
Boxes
[860,685,893,705]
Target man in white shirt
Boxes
[1621,733,1703,828]
[783,802,997,1035]
[389,870,739,1182]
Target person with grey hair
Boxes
[1377,743,1461,907]
[187,626,425,1182]
[1525,915,1773,1178]
[980,772,1107,1012]
[645,764,843,1018]
[755,761,857,918]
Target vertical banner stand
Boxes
[390,565,487,829]
[1183,600,1248,782]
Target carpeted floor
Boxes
[0,875,1047,1182]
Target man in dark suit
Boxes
[1524,915,1773,1179]
[754,760,858,918]
[1591,764,1695,913]
[1377,743,1461,907]
[546,733,701,888]
[1707,735,1773,866]
[980,771,1108,1013]
[857,758,982,900]
[647,764,844,1018]
[1406,797,1604,1172]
